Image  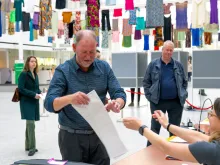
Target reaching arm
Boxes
[153,110,209,143]
[143,127,198,162]
[106,63,126,108]
[123,117,198,163]
[167,124,209,143]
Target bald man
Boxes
[45,30,126,165]
[143,40,188,146]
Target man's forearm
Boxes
[53,95,72,111]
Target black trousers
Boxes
[147,98,183,146]
[102,10,111,31]
[130,88,140,103]
[58,129,110,165]
[188,72,192,82]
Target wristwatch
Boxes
[138,125,148,136]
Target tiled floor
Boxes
[0,84,216,165]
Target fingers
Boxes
[72,92,90,105]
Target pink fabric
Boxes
[113,8,122,17]
[58,20,64,30]
[125,0,134,10]
[112,31,120,42]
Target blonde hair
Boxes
[209,131,220,142]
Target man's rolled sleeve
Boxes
[107,65,126,106]
[44,67,67,113]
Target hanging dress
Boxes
[39,0,52,36]
[176,1,188,30]
[146,0,164,28]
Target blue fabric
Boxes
[192,28,203,46]
[0,11,2,37]
[160,59,178,100]
[143,58,188,106]
[106,0,116,5]
[44,56,126,130]
[144,35,149,50]
[48,36,53,43]
[29,19,33,41]
[16,21,20,32]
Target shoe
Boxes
[137,102,140,107]
[26,149,38,152]
[198,89,207,96]
[128,102,134,106]
[28,150,36,156]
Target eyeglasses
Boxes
[208,110,218,118]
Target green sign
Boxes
[14,63,24,84]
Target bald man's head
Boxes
[75,30,97,45]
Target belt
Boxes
[59,125,94,135]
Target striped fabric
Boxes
[44,56,126,130]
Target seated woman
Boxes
[123,98,220,165]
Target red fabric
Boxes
[154,46,159,50]
[113,8,122,17]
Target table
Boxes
[113,146,200,165]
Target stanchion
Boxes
[117,109,124,122]
[40,88,49,117]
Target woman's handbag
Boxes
[12,88,20,102]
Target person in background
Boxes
[96,49,101,59]
[123,97,220,165]
[188,57,192,82]
[44,30,126,165]
[143,40,188,146]
[18,56,42,156]
[128,88,141,107]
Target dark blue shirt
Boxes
[44,56,126,130]
[160,58,178,100]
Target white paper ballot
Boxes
[72,90,128,158]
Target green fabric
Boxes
[122,36,132,47]
[177,31,185,41]
[10,10,15,23]
[18,71,41,121]
[25,120,36,151]
[81,20,86,30]
[14,0,24,22]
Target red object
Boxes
[113,8,122,17]
[154,46,159,50]
[125,90,213,110]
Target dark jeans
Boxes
[130,88,140,103]
[147,98,183,146]
[102,10,111,31]
[188,72,192,82]
[58,129,110,165]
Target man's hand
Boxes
[105,100,121,113]
[35,94,41,99]
[69,92,90,105]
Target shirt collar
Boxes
[72,55,95,72]
[160,57,173,65]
